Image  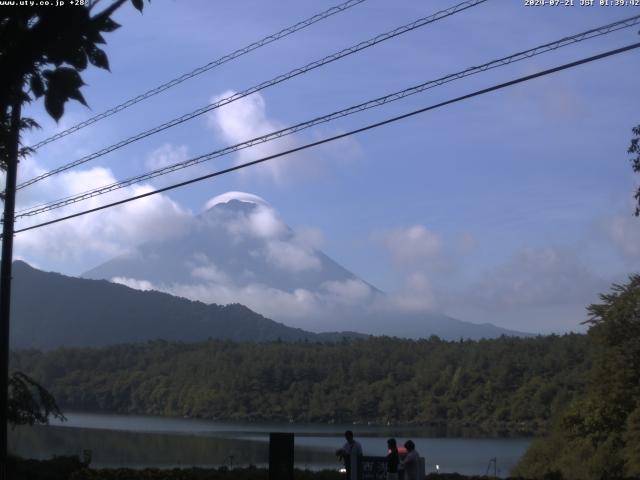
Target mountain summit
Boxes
[84,192,371,296]
[83,192,527,339]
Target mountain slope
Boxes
[83,196,377,294]
[82,192,530,340]
[10,261,361,350]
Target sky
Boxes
[11,0,640,335]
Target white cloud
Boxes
[206,91,361,185]
[293,227,325,249]
[607,215,640,258]
[383,225,442,266]
[321,279,373,306]
[246,205,286,238]
[145,143,189,172]
[111,277,155,291]
[381,272,435,313]
[468,247,605,308]
[187,253,230,284]
[129,279,322,326]
[264,239,322,273]
[438,246,611,333]
[106,269,375,330]
[13,157,193,275]
[204,191,269,210]
[376,223,610,332]
[207,91,298,184]
[202,192,287,240]
[220,202,287,240]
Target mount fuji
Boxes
[82,192,527,339]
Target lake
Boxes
[8,412,532,477]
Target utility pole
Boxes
[0,99,22,478]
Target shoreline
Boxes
[49,409,545,439]
[7,457,533,480]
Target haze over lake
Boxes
[9,412,531,477]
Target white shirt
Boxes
[401,449,420,480]
[341,440,363,480]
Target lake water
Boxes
[8,412,532,477]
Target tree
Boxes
[514,276,640,480]
[0,0,149,472]
[0,0,150,146]
[8,372,64,428]
[629,125,640,216]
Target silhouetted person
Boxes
[336,430,363,480]
[386,438,399,480]
[399,440,420,480]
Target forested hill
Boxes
[10,260,363,348]
[12,334,590,435]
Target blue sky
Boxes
[14,0,640,334]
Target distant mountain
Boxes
[82,192,530,340]
[10,261,364,350]
[84,192,380,296]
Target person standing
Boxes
[336,430,363,480]
[399,440,420,480]
[386,438,399,480]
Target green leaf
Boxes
[8,371,66,428]
[86,28,106,45]
[49,67,86,91]
[68,88,88,107]
[44,93,64,122]
[20,118,41,131]
[30,75,45,98]
[42,67,89,119]
[100,17,121,33]
[131,0,144,12]
[88,46,109,71]
[67,47,88,71]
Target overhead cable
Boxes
[15,14,640,218]
[16,0,487,191]
[28,0,369,150]
[12,41,640,235]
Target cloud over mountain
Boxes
[83,191,525,339]
[11,156,193,275]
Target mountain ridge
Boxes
[10,260,365,350]
[81,193,530,339]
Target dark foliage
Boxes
[513,276,640,480]
[1,0,150,452]
[0,0,148,169]
[69,466,342,480]
[8,454,85,480]
[11,456,640,480]
[629,125,640,216]
[12,334,590,436]
[7,456,343,480]
[8,371,65,427]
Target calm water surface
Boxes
[9,412,532,477]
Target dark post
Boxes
[0,100,21,477]
[269,432,294,480]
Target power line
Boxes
[16,0,487,191]
[28,0,368,151]
[15,14,640,219]
[12,42,640,235]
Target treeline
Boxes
[513,276,640,479]
[9,456,343,480]
[9,456,560,480]
[11,334,589,435]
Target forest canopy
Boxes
[514,275,640,480]
[12,333,590,436]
